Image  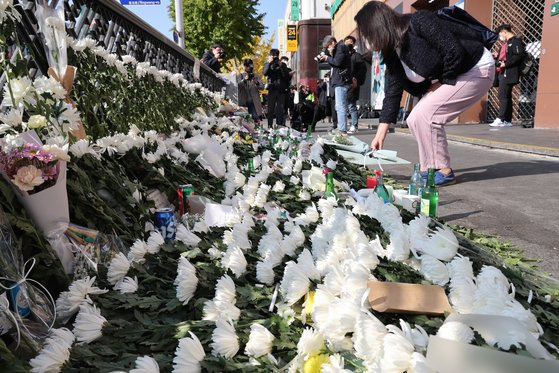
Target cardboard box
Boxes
[368,281,452,315]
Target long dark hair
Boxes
[355,1,411,57]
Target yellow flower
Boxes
[28,114,47,129]
[303,354,330,373]
[304,291,315,317]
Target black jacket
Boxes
[348,50,367,102]
[263,60,290,91]
[502,36,525,85]
[327,42,352,88]
[201,50,221,73]
[380,10,486,124]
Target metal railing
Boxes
[488,0,545,125]
[4,0,225,93]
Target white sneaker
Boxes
[348,126,357,134]
[489,118,503,127]
[500,121,513,127]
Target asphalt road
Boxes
[313,120,559,277]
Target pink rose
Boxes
[12,165,45,192]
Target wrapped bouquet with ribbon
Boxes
[0,208,56,355]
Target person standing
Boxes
[237,59,263,122]
[320,36,352,134]
[281,56,294,118]
[263,49,290,127]
[490,24,525,128]
[201,43,225,73]
[355,2,495,186]
[344,35,368,134]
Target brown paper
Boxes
[368,281,452,315]
[48,65,87,140]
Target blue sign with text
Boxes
[120,0,161,5]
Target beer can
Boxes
[177,184,194,217]
[154,208,177,241]
[8,283,31,317]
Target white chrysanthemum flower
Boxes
[29,328,75,373]
[130,356,160,373]
[176,224,201,246]
[174,257,198,305]
[353,311,387,366]
[0,107,23,131]
[385,230,410,262]
[276,302,296,325]
[379,330,414,373]
[293,159,303,174]
[420,255,449,286]
[254,184,272,208]
[245,324,275,358]
[297,249,321,281]
[2,76,34,107]
[407,215,430,250]
[121,55,138,65]
[289,176,300,185]
[408,352,429,373]
[437,321,474,344]
[299,189,311,201]
[107,252,130,285]
[211,319,239,359]
[192,220,209,233]
[417,226,459,262]
[321,354,352,373]
[297,328,324,359]
[73,303,107,344]
[147,231,165,254]
[280,262,311,305]
[326,159,338,170]
[272,180,286,193]
[128,239,149,263]
[56,277,108,320]
[256,260,276,285]
[173,331,205,373]
[33,76,67,100]
[215,275,236,304]
[114,276,138,294]
[222,246,247,278]
[295,203,320,226]
[69,139,97,158]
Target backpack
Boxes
[520,52,534,76]
[436,6,498,50]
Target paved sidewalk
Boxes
[358,119,559,157]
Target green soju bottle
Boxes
[374,170,391,204]
[323,171,337,199]
[247,158,255,175]
[420,168,439,218]
[306,126,313,141]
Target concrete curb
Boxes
[394,128,559,158]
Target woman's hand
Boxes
[371,123,390,151]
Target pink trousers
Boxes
[406,65,495,171]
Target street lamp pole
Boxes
[175,0,185,48]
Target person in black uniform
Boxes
[490,24,526,127]
[263,49,290,127]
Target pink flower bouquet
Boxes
[0,143,66,194]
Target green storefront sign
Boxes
[290,0,300,21]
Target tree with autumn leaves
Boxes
[168,0,266,61]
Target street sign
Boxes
[552,2,559,16]
[290,0,300,22]
[287,25,298,52]
[120,1,161,5]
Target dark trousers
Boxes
[311,105,326,130]
[267,89,285,127]
[329,96,338,128]
[247,102,258,121]
[498,74,515,122]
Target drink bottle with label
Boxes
[420,168,439,218]
[374,170,390,204]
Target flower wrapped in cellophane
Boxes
[0,207,56,355]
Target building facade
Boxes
[278,1,333,92]
[332,0,556,128]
